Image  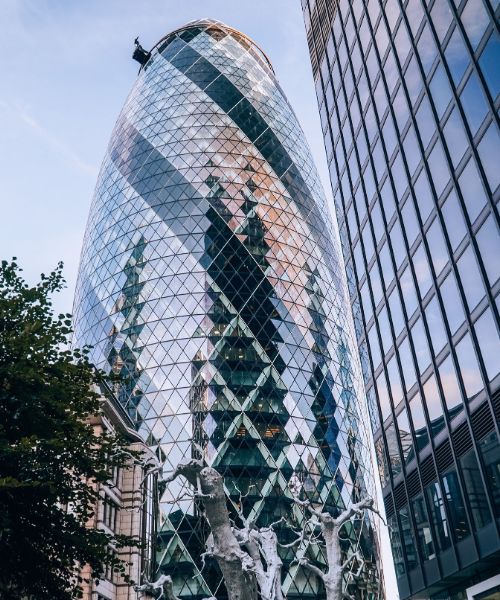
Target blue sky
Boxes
[1,2,398,594]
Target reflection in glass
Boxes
[413,243,432,298]
[397,408,415,464]
[427,218,448,275]
[438,355,463,416]
[461,0,490,49]
[443,108,469,169]
[398,336,417,392]
[441,190,467,251]
[414,168,434,223]
[400,505,419,569]
[440,272,465,334]
[477,122,500,193]
[474,308,500,382]
[442,469,470,541]
[478,432,500,517]
[425,296,448,356]
[386,422,402,477]
[476,215,500,287]
[388,514,406,577]
[426,481,452,550]
[459,449,492,529]
[460,72,489,135]
[411,318,432,374]
[456,333,483,400]
[458,158,488,224]
[376,436,391,487]
[412,495,436,560]
[479,33,500,99]
[410,393,429,450]
[424,374,445,436]
[457,245,485,311]
[445,28,469,86]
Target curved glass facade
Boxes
[73,19,381,599]
[302,0,500,598]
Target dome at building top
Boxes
[147,18,275,74]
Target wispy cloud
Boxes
[11,104,98,177]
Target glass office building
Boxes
[301,0,500,598]
[73,19,381,599]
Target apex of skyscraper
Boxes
[73,18,382,599]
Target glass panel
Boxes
[426,481,452,550]
[402,198,420,247]
[458,158,488,224]
[376,436,391,486]
[431,0,453,42]
[414,168,434,223]
[478,432,500,518]
[461,0,490,49]
[426,295,448,355]
[367,386,381,432]
[386,422,402,476]
[427,217,449,275]
[418,23,438,75]
[413,243,433,298]
[369,323,382,369]
[460,72,489,135]
[441,190,467,251]
[388,514,406,577]
[381,241,395,289]
[381,176,396,221]
[400,505,419,569]
[457,245,485,311]
[398,336,417,392]
[379,305,393,355]
[430,63,453,119]
[477,122,500,194]
[390,220,407,268]
[442,469,470,541]
[477,215,500,287]
[401,266,418,317]
[443,108,469,169]
[479,32,500,100]
[377,370,392,421]
[412,494,437,560]
[424,374,445,436]
[445,27,469,86]
[361,280,373,323]
[474,307,500,383]
[428,141,450,198]
[403,126,421,176]
[371,201,385,244]
[440,272,465,334]
[456,332,483,400]
[387,354,403,405]
[416,96,436,149]
[438,354,463,416]
[407,0,425,37]
[412,317,432,374]
[397,408,415,464]
[389,286,405,337]
[459,449,492,529]
[410,392,429,450]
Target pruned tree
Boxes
[292,496,383,600]
[163,458,258,600]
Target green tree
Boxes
[0,259,139,599]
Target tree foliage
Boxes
[0,259,139,600]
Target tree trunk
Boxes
[165,461,258,600]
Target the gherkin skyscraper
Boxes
[73,19,381,599]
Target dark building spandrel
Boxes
[302,0,500,598]
[73,19,382,599]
